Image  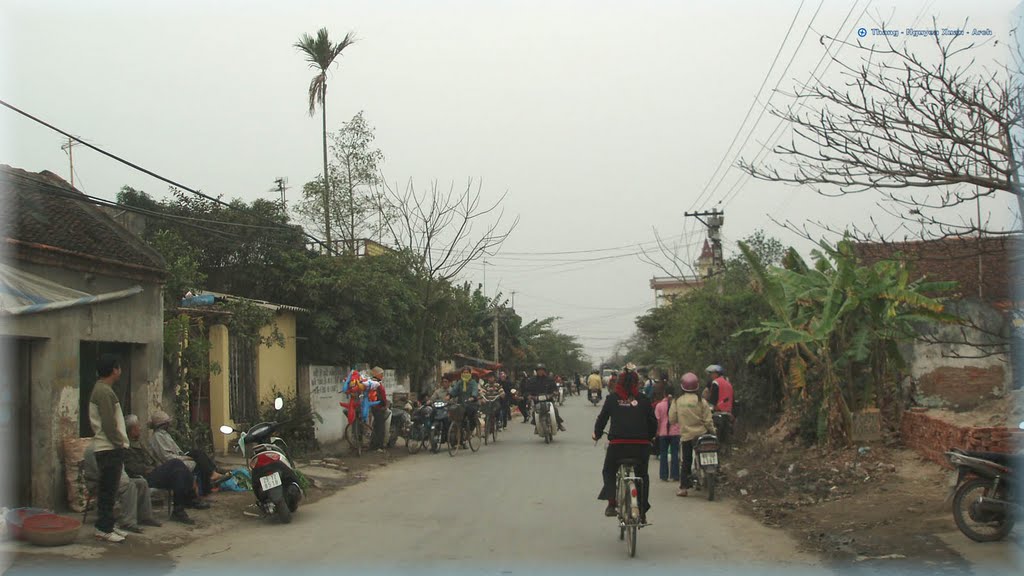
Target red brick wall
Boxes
[916,366,1005,409]
[900,411,1023,469]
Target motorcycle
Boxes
[712,412,733,450]
[387,403,412,449]
[588,388,602,406]
[406,403,433,454]
[532,394,557,444]
[945,449,1018,542]
[428,400,450,454]
[691,433,720,501]
[219,397,303,523]
[556,383,565,406]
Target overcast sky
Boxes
[1,0,1020,364]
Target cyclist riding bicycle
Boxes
[593,368,657,523]
[448,367,481,440]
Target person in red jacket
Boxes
[703,364,734,413]
[593,369,658,523]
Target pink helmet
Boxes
[681,372,699,392]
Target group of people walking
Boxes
[593,363,734,523]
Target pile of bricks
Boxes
[900,410,1022,469]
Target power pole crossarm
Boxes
[684,209,725,278]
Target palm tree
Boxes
[295,28,356,254]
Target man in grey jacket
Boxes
[89,354,130,542]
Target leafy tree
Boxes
[295,27,357,253]
[737,237,958,445]
[296,111,389,253]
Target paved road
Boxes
[170,398,826,574]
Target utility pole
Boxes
[493,309,500,365]
[60,137,81,188]
[271,177,289,207]
[684,209,725,277]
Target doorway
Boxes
[79,341,133,438]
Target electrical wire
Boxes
[0,98,326,246]
[686,0,809,213]
[702,0,826,208]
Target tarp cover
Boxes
[0,263,142,316]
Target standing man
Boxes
[703,364,734,414]
[90,354,130,542]
[367,366,390,451]
[498,371,514,429]
[515,371,531,423]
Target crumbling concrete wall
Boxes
[901,300,1012,411]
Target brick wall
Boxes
[900,410,1023,468]
[916,365,1005,410]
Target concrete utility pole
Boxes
[684,209,725,277]
[60,137,81,188]
[493,310,500,365]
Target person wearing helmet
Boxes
[704,364,734,414]
[669,372,716,497]
[586,369,603,400]
[593,369,658,523]
[522,363,566,431]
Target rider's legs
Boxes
[679,438,695,490]
[599,443,652,518]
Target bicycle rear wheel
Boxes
[468,420,481,452]
[448,422,460,456]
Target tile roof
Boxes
[852,235,1020,303]
[1,164,166,280]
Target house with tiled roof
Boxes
[1,164,167,510]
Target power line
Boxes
[0,98,326,247]
[686,0,808,213]
[704,0,826,208]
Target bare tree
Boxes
[379,177,518,387]
[740,20,1023,241]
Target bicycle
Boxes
[481,399,500,445]
[615,458,646,558]
[446,402,481,456]
[341,393,374,457]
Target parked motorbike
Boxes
[712,412,733,449]
[532,394,557,444]
[945,449,1018,542]
[692,433,720,501]
[429,400,450,453]
[219,397,303,523]
[406,403,432,454]
[387,403,412,449]
[588,388,601,406]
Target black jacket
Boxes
[522,374,557,396]
[594,394,657,441]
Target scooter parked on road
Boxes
[691,433,720,501]
[219,397,303,524]
[945,448,1018,542]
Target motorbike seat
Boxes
[960,450,1013,467]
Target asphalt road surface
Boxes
[169,397,831,574]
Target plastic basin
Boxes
[22,514,82,547]
[5,508,50,541]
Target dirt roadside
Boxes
[3,447,408,571]
[719,434,1021,572]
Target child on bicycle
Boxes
[593,367,658,523]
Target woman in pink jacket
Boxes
[654,392,680,482]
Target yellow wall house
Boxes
[192,292,306,455]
